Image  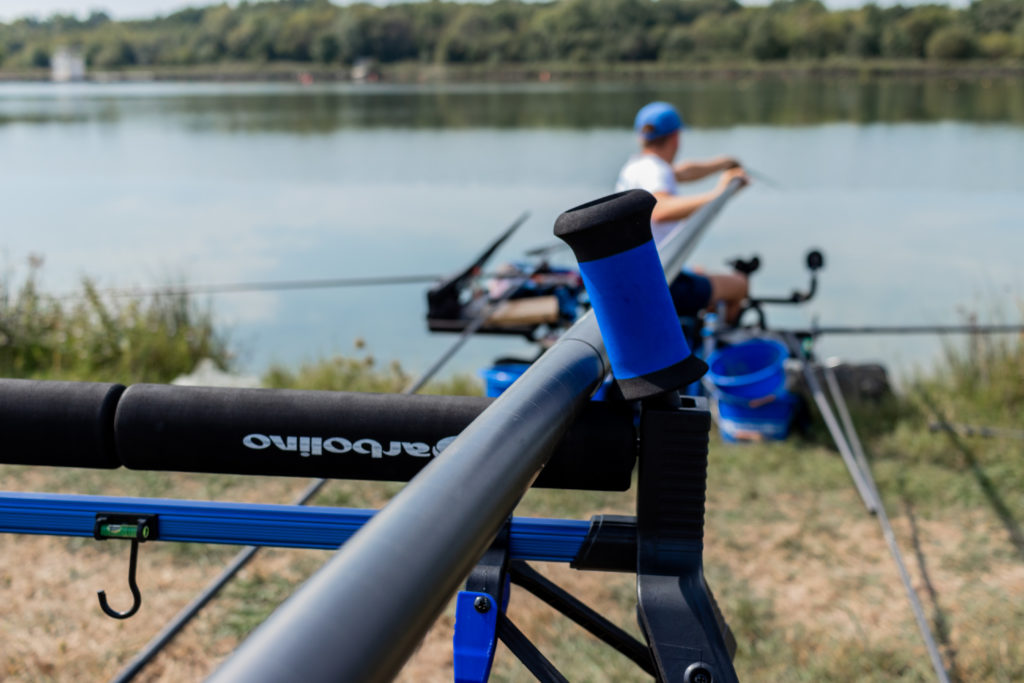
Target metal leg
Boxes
[818,363,950,683]
[784,333,878,514]
[822,362,874,486]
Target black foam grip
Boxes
[0,379,125,468]
[553,189,656,262]
[115,384,636,491]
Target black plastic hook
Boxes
[97,537,143,619]
[93,513,158,620]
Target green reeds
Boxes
[263,352,483,396]
[0,259,230,383]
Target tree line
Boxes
[1,0,1022,72]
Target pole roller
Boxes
[554,190,706,400]
[0,379,124,468]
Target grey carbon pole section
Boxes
[208,181,744,683]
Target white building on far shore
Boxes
[51,47,86,82]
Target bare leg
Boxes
[706,273,748,323]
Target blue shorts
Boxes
[668,269,712,316]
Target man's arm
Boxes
[674,156,741,183]
[651,167,749,223]
[650,190,721,223]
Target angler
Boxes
[616,101,751,323]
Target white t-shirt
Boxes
[615,153,678,244]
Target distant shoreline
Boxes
[2,60,1023,84]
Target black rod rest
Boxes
[636,395,737,683]
[451,394,736,682]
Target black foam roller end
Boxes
[553,189,656,262]
[0,379,125,468]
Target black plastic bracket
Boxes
[509,560,655,676]
[466,522,511,614]
[455,523,569,682]
[636,395,738,683]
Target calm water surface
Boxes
[1,80,1022,380]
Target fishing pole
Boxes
[743,165,784,190]
[812,323,1024,336]
[524,241,569,258]
[110,212,531,682]
[61,214,533,302]
[57,271,545,301]
[928,421,1024,441]
[62,274,445,301]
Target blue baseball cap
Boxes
[634,101,684,141]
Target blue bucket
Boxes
[716,392,797,442]
[481,363,531,398]
[706,339,794,441]
[706,339,788,399]
[480,363,613,400]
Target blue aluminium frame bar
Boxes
[211,181,744,683]
[0,491,589,563]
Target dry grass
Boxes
[2,428,1022,682]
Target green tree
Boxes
[436,6,503,63]
[926,24,977,59]
[846,4,883,57]
[311,31,340,63]
[691,12,750,57]
[898,5,954,58]
[225,16,271,60]
[660,25,697,61]
[1012,16,1024,58]
[880,23,913,57]
[746,12,787,60]
[977,30,1014,58]
[85,11,111,28]
[785,12,850,59]
[0,0,1016,72]
[363,7,418,63]
[651,0,741,25]
[29,45,50,68]
[968,0,1024,34]
[91,39,137,67]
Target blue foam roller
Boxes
[554,190,706,400]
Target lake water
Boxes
[1,79,1022,382]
